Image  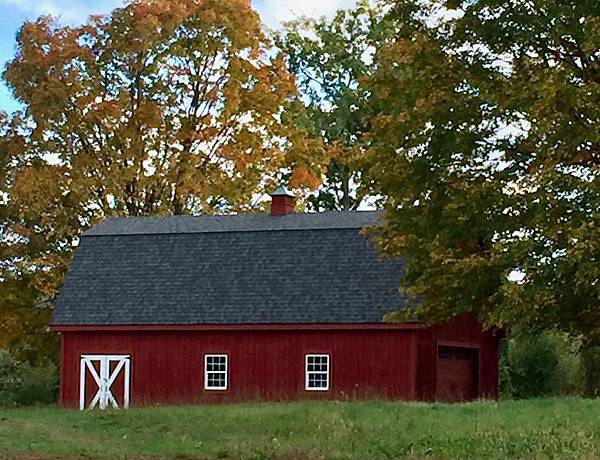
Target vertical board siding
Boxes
[61,329,418,407]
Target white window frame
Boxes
[305,354,330,391]
[204,354,228,390]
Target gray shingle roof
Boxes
[53,211,408,325]
[83,210,383,236]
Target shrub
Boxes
[581,346,600,397]
[0,349,21,405]
[498,340,515,399]
[0,349,58,406]
[501,332,582,399]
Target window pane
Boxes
[438,347,453,361]
[308,373,326,388]
[207,372,226,387]
[455,349,473,361]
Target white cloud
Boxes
[256,0,357,29]
[1,0,122,24]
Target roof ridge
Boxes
[83,210,383,237]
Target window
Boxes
[305,354,330,391]
[438,346,476,362]
[438,346,454,361]
[204,354,228,390]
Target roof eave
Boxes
[50,322,424,332]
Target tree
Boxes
[276,2,390,211]
[0,0,326,362]
[366,0,599,339]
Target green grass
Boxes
[1,398,600,459]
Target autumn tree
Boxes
[0,0,326,362]
[367,0,599,339]
[276,2,390,211]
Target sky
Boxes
[0,0,355,113]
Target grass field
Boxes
[1,398,600,459]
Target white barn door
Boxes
[80,355,131,410]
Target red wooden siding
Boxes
[416,315,501,401]
[60,329,419,407]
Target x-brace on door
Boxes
[79,355,131,410]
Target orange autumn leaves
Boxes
[0,0,330,354]
[4,0,327,220]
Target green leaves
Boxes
[0,0,329,362]
[0,0,598,358]
[276,2,389,210]
[367,0,599,338]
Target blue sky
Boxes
[0,0,354,113]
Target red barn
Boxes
[51,189,501,409]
